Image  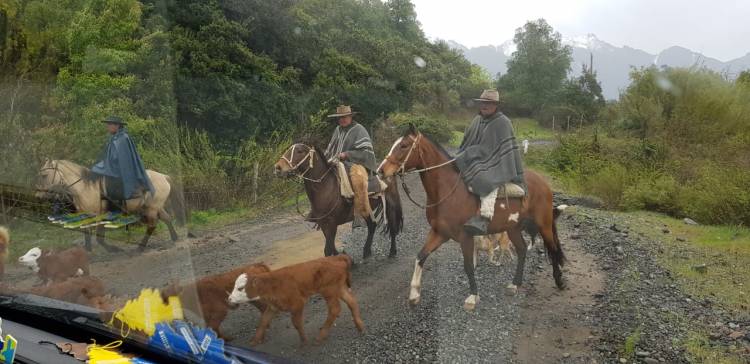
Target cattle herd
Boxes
[0,225,381,347]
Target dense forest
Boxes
[2,1,749,225]
[0,0,490,207]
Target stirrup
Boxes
[463,216,489,236]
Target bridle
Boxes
[281,144,341,220]
[385,133,460,209]
[38,162,83,193]
[280,144,333,183]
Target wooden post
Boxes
[567,115,571,131]
[252,162,259,204]
[552,115,555,132]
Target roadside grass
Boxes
[618,210,750,316]
[612,210,749,363]
[513,117,555,141]
[623,325,643,359]
[685,332,746,364]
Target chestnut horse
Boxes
[274,143,403,258]
[378,126,565,310]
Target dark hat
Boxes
[101,115,126,125]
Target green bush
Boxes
[621,173,679,214]
[389,112,454,144]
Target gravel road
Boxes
[6,171,748,363]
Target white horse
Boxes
[36,160,184,252]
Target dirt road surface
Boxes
[6,173,748,363]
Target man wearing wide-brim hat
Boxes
[455,89,525,235]
[91,116,154,212]
[324,105,379,221]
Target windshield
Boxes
[1,0,748,363]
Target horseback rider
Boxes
[91,116,154,212]
[324,105,379,221]
[456,89,525,236]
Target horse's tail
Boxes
[381,176,403,240]
[165,176,187,226]
[549,208,567,267]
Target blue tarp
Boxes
[91,128,154,200]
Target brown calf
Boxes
[160,262,271,340]
[18,246,90,285]
[0,276,107,308]
[229,255,364,346]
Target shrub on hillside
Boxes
[389,112,453,144]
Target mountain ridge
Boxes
[445,34,750,99]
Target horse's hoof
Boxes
[408,294,421,306]
[505,283,518,296]
[555,279,567,290]
[463,295,479,311]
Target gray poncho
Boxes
[91,128,154,200]
[324,122,377,172]
[455,112,524,197]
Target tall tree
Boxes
[497,19,571,114]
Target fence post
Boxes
[567,116,571,131]
[552,115,555,132]
[252,162,259,204]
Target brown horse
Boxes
[274,143,403,258]
[378,125,565,310]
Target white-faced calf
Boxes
[18,246,90,285]
[229,255,364,346]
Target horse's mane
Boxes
[54,160,97,181]
[312,145,328,163]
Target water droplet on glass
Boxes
[414,56,426,68]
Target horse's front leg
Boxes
[362,218,376,259]
[96,225,122,253]
[321,222,338,257]
[409,229,447,305]
[506,226,528,295]
[459,235,479,310]
[84,229,93,252]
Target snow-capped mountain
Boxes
[446,34,750,99]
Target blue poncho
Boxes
[91,128,154,199]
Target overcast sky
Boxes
[411,0,750,62]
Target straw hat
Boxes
[327,105,357,118]
[473,89,501,103]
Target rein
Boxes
[295,185,342,221]
[392,134,461,209]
